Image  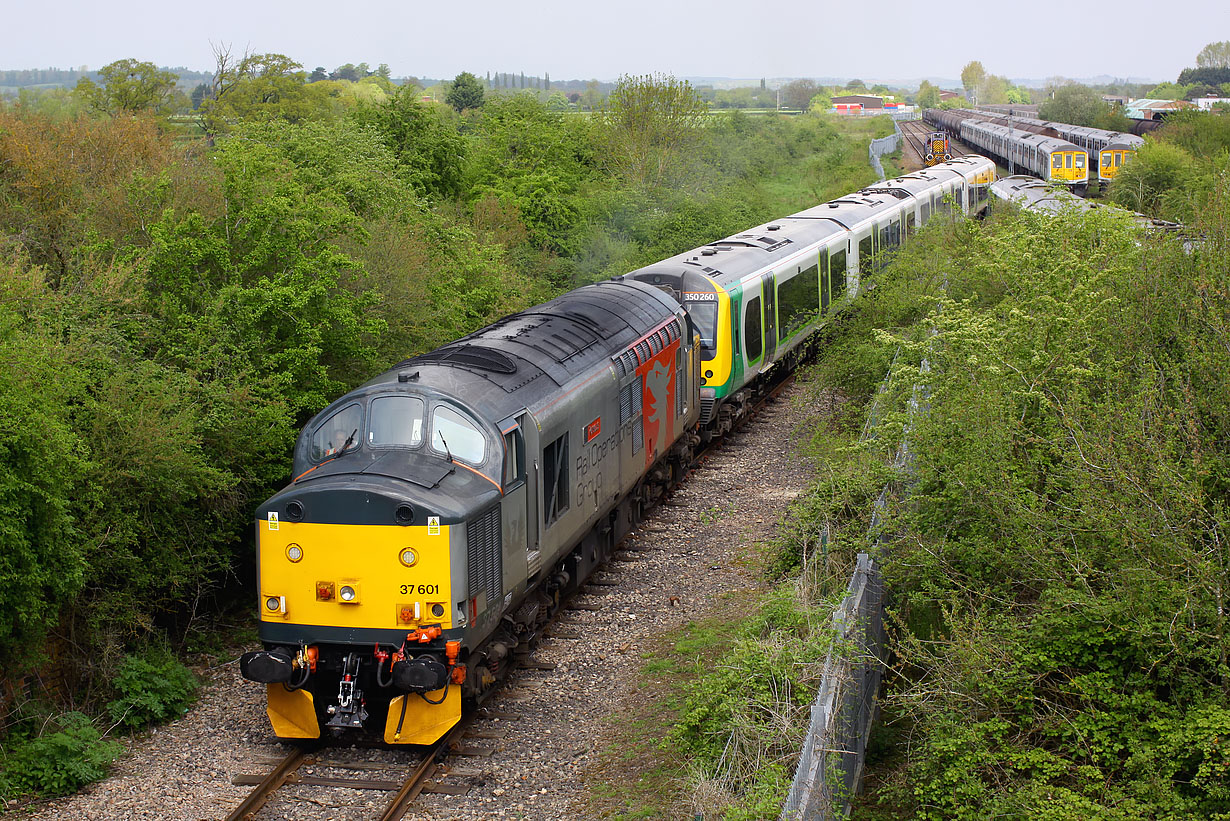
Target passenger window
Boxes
[431,405,486,465]
[777,265,819,343]
[368,396,425,448]
[744,296,763,362]
[542,433,569,526]
[907,212,916,234]
[859,234,873,269]
[311,403,363,462]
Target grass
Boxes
[583,595,755,819]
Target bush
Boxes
[104,650,198,732]
[2,712,121,798]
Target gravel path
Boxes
[9,380,819,821]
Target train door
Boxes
[742,280,764,372]
[762,273,778,362]
[499,412,538,587]
[820,247,830,313]
[829,241,847,306]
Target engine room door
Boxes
[499,413,539,592]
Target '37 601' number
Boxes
[400,584,439,595]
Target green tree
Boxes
[356,85,466,198]
[445,71,484,112]
[582,79,603,110]
[916,80,941,109]
[1147,81,1193,99]
[73,59,181,116]
[198,48,323,134]
[1196,41,1230,69]
[960,60,987,103]
[598,73,707,188]
[780,78,819,110]
[1039,83,1109,126]
[808,91,833,113]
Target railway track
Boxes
[897,119,968,171]
[226,711,480,820]
[223,367,797,820]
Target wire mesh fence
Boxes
[778,553,885,820]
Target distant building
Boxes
[1124,98,1196,120]
[938,90,961,101]
[832,94,884,109]
[1195,96,1230,110]
[1102,95,1129,106]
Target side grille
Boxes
[466,507,502,610]
[632,376,644,453]
[700,396,716,424]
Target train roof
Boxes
[991,175,1186,234]
[626,217,848,288]
[965,121,1083,154]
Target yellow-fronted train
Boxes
[239,156,997,745]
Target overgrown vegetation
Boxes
[783,166,1230,817]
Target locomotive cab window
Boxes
[1103,153,1112,167]
[1075,154,1085,168]
[1065,154,1073,169]
[311,403,363,461]
[368,396,425,448]
[1053,154,1063,169]
[685,300,718,357]
[430,405,486,465]
[502,427,524,486]
[1115,152,1122,167]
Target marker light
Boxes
[399,548,417,567]
[265,596,281,611]
[339,585,357,602]
[286,544,303,562]
[431,603,445,618]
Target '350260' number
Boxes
[400,584,439,595]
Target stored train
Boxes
[930,109,1144,183]
[238,155,998,746]
[927,108,1089,187]
[989,174,1185,236]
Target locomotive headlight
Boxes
[286,544,303,563]
[339,585,358,603]
[399,548,418,567]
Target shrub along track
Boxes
[15,378,821,821]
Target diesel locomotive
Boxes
[238,155,997,745]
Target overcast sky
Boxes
[4,0,1227,85]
